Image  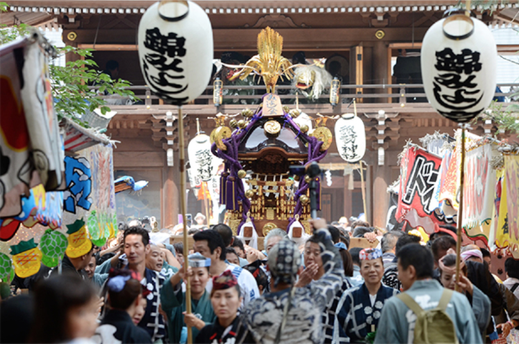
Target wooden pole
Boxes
[359,161,367,220]
[178,106,193,343]
[454,125,466,292]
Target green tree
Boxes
[0,2,138,127]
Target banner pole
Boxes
[454,124,466,292]
[178,105,192,343]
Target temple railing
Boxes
[89,83,519,108]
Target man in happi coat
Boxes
[243,218,344,344]
[335,248,398,343]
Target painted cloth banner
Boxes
[0,39,38,218]
[62,144,117,247]
[462,144,497,244]
[504,155,519,258]
[397,146,445,233]
[493,169,509,250]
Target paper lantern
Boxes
[138,0,214,104]
[293,112,313,134]
[421,14,497,123]
[188,134,223,186]
[335,113,366,162]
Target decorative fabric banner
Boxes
[462,144,497,244]
[396,146,445,234]
[0,38,37,218]
[504,155,519,257]
[62,144,117,247]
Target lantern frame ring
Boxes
[158,0,190,22]
[442,14,474,40]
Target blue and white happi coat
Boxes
[334,283,398,343]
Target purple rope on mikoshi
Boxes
[211,109,263,234]
[285,112,328,229]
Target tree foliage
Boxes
[0,2,139,127]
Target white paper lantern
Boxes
[293,112,313,134]
[188,134,222,186]
[334,113,366,162]
[138,0,213,104]
[421,14,497,123]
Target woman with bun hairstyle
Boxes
[92,269,152,344]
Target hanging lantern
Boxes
[421,14,497,123]
[329,77,341,106]
[138,0,214,104]
[188,134,223,186]
[334,113,366,162]
[213,77,223,107]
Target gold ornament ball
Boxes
[230,119,238,128]
[304,175,312,184]
[300,125,309,133]
[289,109,301,118]
[300,195,310,204]
[237,170,247,179]
[294,175,300,181]
[245,189,255,198]
[242,108,254,118]
[283,106,290,113]
[238,120,247,129]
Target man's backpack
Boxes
[397,289,459,344]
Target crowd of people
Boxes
[1,216,518,344]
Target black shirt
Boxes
[196,315,254,344]
[93,309,152,344]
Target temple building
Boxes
[2,0,518,230]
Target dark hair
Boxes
[339,249,354,277]
[351,220,370,230]
[173,242,184,255]
[381,231,404,253]
[397,244,433,279]
[226,247,239,257]
[340,234,350,249]
[439,254,467,276]
[193,230,226,260]
[124,226,150,246]
[188,228,201,236]
[30,274,97,343]
[107,270,142,310]
[106,60,119,70]
[327,225,341,244]
[352,226,373,238]
[214,224,233,247]
[395,233,421,255]
[480,247,491,258]
[349,247,362,266]
[232,237,245,252]
[431,235,457,261]
[505,258,519,279]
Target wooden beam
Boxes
[78,44,137,50]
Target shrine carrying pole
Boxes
[178,106,193,342]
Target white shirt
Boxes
[206,264,260,306]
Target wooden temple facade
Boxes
[3,0,519,229]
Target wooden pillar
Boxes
[373,41,389,85]
[372,164,391,228]
[162,166,179,227]
[343,174,352,220]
